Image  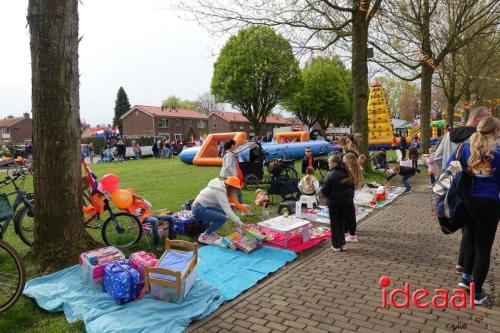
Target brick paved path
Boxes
[187,181,500,333]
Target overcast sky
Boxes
[0,0,227,125]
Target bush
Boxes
[81,137,106,154]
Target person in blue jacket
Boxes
[448,116,500,305]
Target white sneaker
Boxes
[346,235,358,243]
[331,245,341,252]
[198,233,221,245]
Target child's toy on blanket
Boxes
[129,251,158,283]
[145,240,198,303]
[103,261,141,305]
[79,246,125,289]
[254,189,270,207]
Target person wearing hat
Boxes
[192,176,246,244]
[301,147,315,174]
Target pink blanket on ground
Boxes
[260,228,331,253]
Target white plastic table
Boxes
[257,215,311,248]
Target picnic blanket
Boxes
[197,245,297,300]
[24,245,296,332]
[23,265,223,333]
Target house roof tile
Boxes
[209,111,292,125]
[0,117,24,128]
[131,105,208,120]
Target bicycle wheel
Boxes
[101,213,142,249]
[14,205,35,247]
[0,240,26,313]
[279,166,298,180]
[243,174,259,190]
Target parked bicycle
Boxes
[0,171,28,312]
[0,169,35,247]
[82,180,142,249]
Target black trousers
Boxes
[462,198,500,290]
[342,203,357,236]
[329,202,353,248]
[400,148,407,160]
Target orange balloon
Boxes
[111,189,133,209]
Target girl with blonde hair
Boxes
[448,116,500,305]
[298,166,320,196]
[343,153,362,242]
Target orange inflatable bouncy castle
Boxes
[275,131,309,144]
[192,132,247,166]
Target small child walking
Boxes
[409,144,419,169]
[426,147,438,189]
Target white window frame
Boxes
[174,134,183,141]
[176,119,180,127]
[158,119,169,128]
[187,120,193,127]
[197,120,205,129]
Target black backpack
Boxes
[431,144,473,234]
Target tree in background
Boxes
[437,30,500,124]
[211,26,300,136]
[370,0,500,152]
[113,87,131,133]
[378,77,419,120]
[197,92,222,114]
[28,0,98,272]
[162,95,203,111]
[282,56,351,130]
[179,0,383,171]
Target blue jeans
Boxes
[192,204,227,235]
[143,215,176,248]
[402,174,415,191]
[236,189,244,204]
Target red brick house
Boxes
[208,111,292,139]
[0,113,32,144]
[120,105,208,141]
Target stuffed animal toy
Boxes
[255,189,270,207]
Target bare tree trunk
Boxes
[446,99,456,127]
[28,0,98,273]
[351,10,370,171]
[420,65,433,153]
[463,85,472,121]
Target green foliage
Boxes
[113,87,131,133]
[81,137,107,154]
[211,26,300,135]
[186,126,196,140]
[162,96,202,112]
[282,56,352,129]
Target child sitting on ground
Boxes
[126,192,177,251]
[298,166,320,196]
[100,147,113,163]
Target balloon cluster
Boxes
[100,173,134,209]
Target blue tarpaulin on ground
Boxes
[23,265,223,333]
[198,245,297,301]
[23,245,296,332]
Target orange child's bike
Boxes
[82,181,142,249]
[81,159,142,249]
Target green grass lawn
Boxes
[0,155,390,333]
